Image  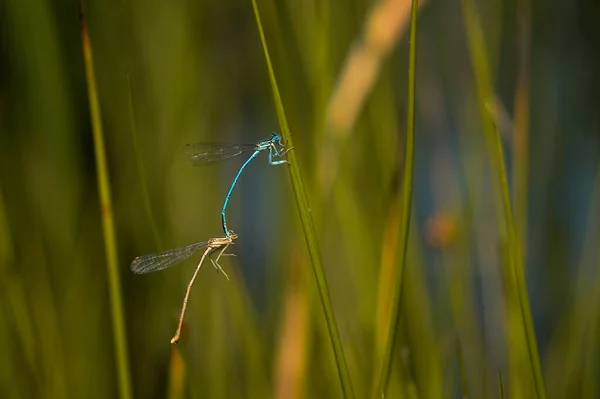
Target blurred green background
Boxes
[1,0,600,398]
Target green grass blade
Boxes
[372,0,418,397]
[79,6,133,399]
[460,0,546,397]
[249,1,354,397]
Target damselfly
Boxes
[184,132,291,237]
[130,231,238,344]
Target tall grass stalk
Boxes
[79,6,133,399]
[460,0,546,397]
[373,0,418,396]
[250,1,354,397]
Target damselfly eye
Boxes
[271,132,281,142]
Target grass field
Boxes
[1,0,599,398]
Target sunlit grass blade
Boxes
[320,0,423,197]
[273,257,310,399]
[167,347,186,399]
[375,196,443,398]
[249,0,354,397]
[372,0,418,397]
[460,0,546,397]
[78,4,133,399]
[374,185,403,363]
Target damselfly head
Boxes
[228,230,239,240]
[271,132,281,143]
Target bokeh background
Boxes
[1,0,600,398]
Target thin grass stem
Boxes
[250,1,354,397]
[460,0,546,397]
[372,0,418,397]
[78,5,132,399]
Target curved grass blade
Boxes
[461,0,546,397]
[130,241,210,274]
[250,1,354,397]
[372,0,418,397]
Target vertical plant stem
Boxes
[373,0,418,397]
[79,5,132,399]
[460,0,546,397]
[249,1,354,397]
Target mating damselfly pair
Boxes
[130,132,291,343]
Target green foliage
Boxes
[1,0,599,398]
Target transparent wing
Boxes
[130,241,209,274]
[183,142,256,166]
